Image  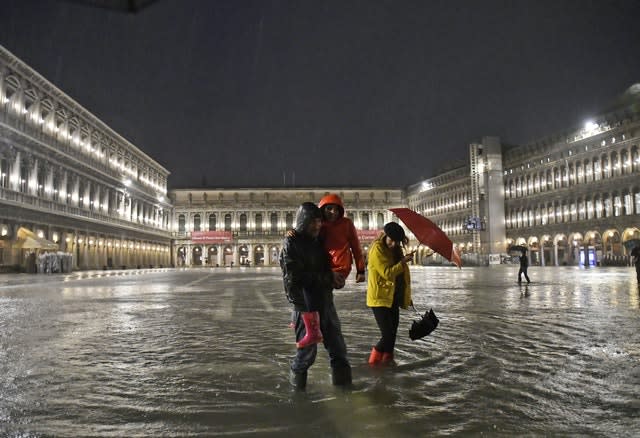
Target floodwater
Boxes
[1,266,639,437]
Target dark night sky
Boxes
[1,0,639,189]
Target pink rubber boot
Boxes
[296,311,323,349]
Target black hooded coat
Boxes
[280,202,334,311]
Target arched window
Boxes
[595,198,603,218]
[270,213,278,232]
[604,197,612,217]
[240,214,247,232]
[178,214,185,232]
[377,213,384,229]
[193,214,201,231]
[361,213,369,230]
[255,213,262,232]
[224,214,232,231]
[209,214,216,231]
[285,212,293,230]
[614,194,622,217]
[625,193,633,215]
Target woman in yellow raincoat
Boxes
[366,222,413,365]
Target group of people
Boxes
[279,193,415,390]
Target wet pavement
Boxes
[1,266,639,437]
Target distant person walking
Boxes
[631,246,640,285]
[518,250,530,284]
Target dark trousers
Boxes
[371,305,400,353]
[518,267,530,283]
[291,294,350,374]
[302,290,321,312]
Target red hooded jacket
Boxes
[318,193,366,278]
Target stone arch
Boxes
[554,234,569,266]
[622,227,640,255]
[269,244,280,265]
[222,245,234,266]
[602,229,622,256]
[207,245,218,266]
[238,244,249,265]
[192,246,203,266]
[176,246,186,266]
[253,245,264,266]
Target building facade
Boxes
[503,85,640,267]
[1,43,637,271]
[0,45,172,270]
[406,85,640,267]
[169,188,404,267]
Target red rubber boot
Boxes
[296,311,323,349]
[381,351,396,366]
[368,347,383,365]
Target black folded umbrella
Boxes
[508,245,528,255]
[409,306,439,340]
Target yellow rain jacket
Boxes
[366,237,412,309]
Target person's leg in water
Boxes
[290,312,318,390]
[370,307,394,365]
[296,290,323,349]
[381,305,400,364]
[524,267,530,283]
[319,296,352,386]
[518,267,523,283]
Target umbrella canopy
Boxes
[15,227,59,250]
[409,307,439,341]
[623,239,640,251]
[389,208,462,268]
[508,245,528,254]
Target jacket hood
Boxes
[295,202,322,234]
[318,193,344,218]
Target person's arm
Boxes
[368,242,405,281]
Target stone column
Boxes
[9,150,20,191]
[45,166,54,199]
[71,174,80,207]
[29,156,38,196]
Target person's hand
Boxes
[402,251,414,264]
[332,272,345,289]
[355,272,365,283]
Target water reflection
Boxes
[0,267,639,436]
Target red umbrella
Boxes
[389,208,462,268]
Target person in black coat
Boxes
[631,246,640,285]
[280,202,351,390]
[518,250,530,283]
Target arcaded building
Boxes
[0,45,172,270]
[406,85,640,267]
[169,188,404,267]
[503,84,640,266]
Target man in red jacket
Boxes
[318,193,366,286]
